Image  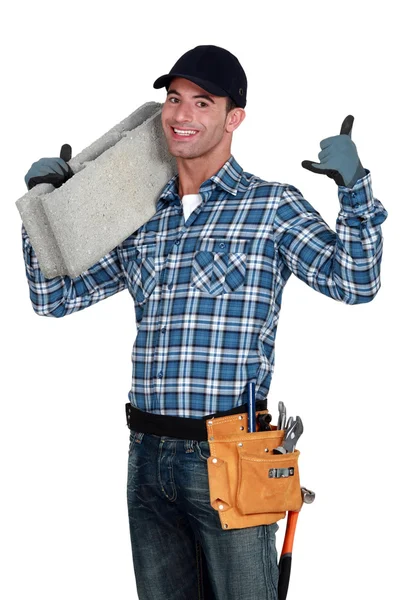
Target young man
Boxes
[23,45,387,600]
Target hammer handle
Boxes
[278,510,299,600]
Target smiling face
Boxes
[161,77,245,162]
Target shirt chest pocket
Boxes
[191,237,248,296]
[119,242,158,304]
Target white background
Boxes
[1,1,398,598]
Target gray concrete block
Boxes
[16,102,177,278]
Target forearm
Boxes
[21,224,127,317]
[275,172,388,304]
[334,169,387,302]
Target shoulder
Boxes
[238,169,302,198]
[238,169,319,218]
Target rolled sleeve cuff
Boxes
[338,168,374,215]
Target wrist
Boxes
[345,161,366,188]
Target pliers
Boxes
[274,416,304,454]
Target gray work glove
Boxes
[24,144,74,191]
[301,115,366,187]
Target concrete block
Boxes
[16,102,177,278]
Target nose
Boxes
[173,100,195,124]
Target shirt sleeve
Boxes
[273,169,388,304]
[21,224,127,317]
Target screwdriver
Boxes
[248,382,256,432]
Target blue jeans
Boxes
[127,430,279,600]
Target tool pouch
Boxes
[206,410,302,530]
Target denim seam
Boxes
[157,440,178,501]
[261,525,278,599]
[195,538,204,600]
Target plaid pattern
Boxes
[22,155,387,418]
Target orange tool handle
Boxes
[281,510,299,555]
[278,510,300,600]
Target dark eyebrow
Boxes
[166,89,216,104]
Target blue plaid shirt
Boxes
[22,155,387,418]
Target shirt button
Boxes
[351,192,357,198]
[161,327,166,333]
[354,203,360,209]
[168,283,173,290]
[175,240,180,246]
[158,371,163,378]
[219,242,226,249]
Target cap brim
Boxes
[153,73,227,97]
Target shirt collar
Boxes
[158,155,243,205]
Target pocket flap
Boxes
[195,237,248,254]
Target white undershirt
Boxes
[181,193,202,222]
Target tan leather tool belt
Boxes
[205,409,303,530]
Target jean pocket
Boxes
[191,237,248,296]
[195,440,211,461]
[128,430,145,455]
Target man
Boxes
[23,45,387,600]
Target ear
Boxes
[226,108,246,133]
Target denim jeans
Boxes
[127,430,279,600]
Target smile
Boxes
[170,126,199,140]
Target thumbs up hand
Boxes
[302,115,366,187]
[24,144,74,191]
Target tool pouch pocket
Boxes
[205,412,303,530]
[236,448,302,514]
[207,456,233,511]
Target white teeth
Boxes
[173,128,197,136]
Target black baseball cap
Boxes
[153,45,247,108]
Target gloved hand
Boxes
[24,144,74,191]
[301,115,366,187]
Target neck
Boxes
[176,150,232,197]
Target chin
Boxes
[167,145,203,160]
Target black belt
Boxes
[125,400,268,441]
